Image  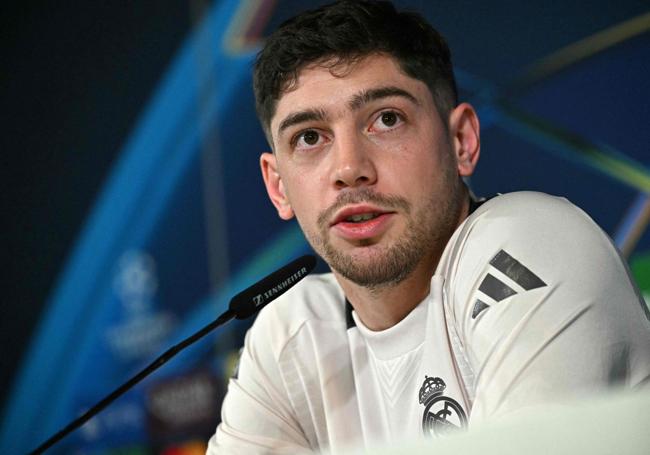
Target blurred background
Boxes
[2,0,649,453]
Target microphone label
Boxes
[252,266,309,307]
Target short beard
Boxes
[305,179,464,291]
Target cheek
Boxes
[387,141,455,197]
[383,141,436,180]
[282,171,323,221]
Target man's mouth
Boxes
[344,212,381,223]
[331,206,390,226]
[329,206,396,241]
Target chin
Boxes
[326,240,422,287]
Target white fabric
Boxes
[207,192,650,454]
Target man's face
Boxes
[261,54,478,289]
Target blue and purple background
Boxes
[2,1,649,453]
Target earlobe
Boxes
[449,103,480,177]
[260,152,294,220]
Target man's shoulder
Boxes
[269,271,346,321]
[465,191,603,245]
[475,191,586,222]
[249,272,347,354]
[439,190,618,298]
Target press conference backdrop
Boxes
[2,1,649,453]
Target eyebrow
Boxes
[348,86,420,110]
[277,108,329,138]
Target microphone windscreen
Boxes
[229,254,317,319]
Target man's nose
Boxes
[331,133,378,189]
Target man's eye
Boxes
[371,110,403,132]
[380,112,398,127]
[293,129,322,149]
[302,130,319,145]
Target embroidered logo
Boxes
[419,376,467,436]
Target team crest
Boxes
[419,376,467,436]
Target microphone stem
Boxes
[30,308,236,455]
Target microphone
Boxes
[230,254,316,318]
[30,254,317,454]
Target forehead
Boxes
[270,55,432,137]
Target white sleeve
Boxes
[445,192,650,425]
[207,307,312,454]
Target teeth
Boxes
[346,213,378,222]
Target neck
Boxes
[338,192,471,331]
[334,260,434,330]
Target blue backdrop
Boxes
[3,1,649,453]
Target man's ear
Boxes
[260,152,294,220]
[448,103,480,177]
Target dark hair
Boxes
[253,0,458,141]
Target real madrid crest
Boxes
[419,376,467,436]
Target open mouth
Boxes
[344,213,381,223]
[331,210,395,241]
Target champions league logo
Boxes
[419,376,467,436]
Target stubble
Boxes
[304,170,463,290]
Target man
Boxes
[208,1,650,453]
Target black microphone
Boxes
[30,254,317,454]
[230,254,316,318]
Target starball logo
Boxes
[252,267,309,308]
